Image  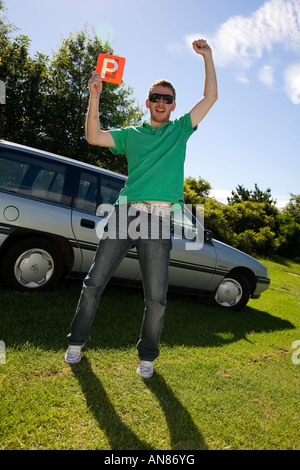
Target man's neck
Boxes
[150,118,170,130]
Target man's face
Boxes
[146,85,176,126]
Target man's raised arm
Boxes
[85,71,116,147]
[189,40,218,128]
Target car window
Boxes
[100,174,125,205]
[0,149,68,205]
[0,153,29,191]
[31,168,65,203]
[74,170,98,213]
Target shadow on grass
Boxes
[0,282,295,351]
[71,357,153,450]
[71,357,207,450]
[263,255,300,267]
[145,372,208,450]
[161,292,296,349]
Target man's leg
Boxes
[66,205,133,348]
[136,234,172,363]
[67,235,133,347]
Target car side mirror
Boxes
[204,230,213,243]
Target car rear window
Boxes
[0,149,69,205]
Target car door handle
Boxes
[80,218,95,229]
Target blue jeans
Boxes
[67,204,172,361]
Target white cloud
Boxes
[284,64,300,104]
[258,65,275,87]
[236,75,250,85]
[186,0,300,67]
[209,189,232,204]
[185,0,300,102]
[276,199,289,209]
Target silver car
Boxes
[0,140,270,310]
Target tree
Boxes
[203,197,238,247]
[227,183,277,206]
[227,184,251,204]
[184,177,279,256]
[184,176,211,206]
[283,194,300,224]
[236,226,278,256]
[202,199,278,255]
[44,27,144,173]
[0,2,50,147]
[276,194,300,258]
[276,212,300,258]
[0,3,144,174]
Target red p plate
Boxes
[96,54,126,84]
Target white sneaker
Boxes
[137,360,154,378]
[64,345,83,364]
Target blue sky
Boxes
[4,0,300,207]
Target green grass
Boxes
[0,256,299,450]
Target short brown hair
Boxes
[148,79,176,101]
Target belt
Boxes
[129,202,172,218]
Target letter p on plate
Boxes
[96,54,126,84]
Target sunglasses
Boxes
[149,93,174,104]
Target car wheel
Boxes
[214,272,250,310]
[1,237,63,291]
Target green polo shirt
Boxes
[109,112,197,205]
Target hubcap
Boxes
[14,249,54,288]
[215,278,243,307]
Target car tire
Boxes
[1,237,63,291]
[214,271,250,310]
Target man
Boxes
[65,39,218,378]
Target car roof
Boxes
[0,140,127,181]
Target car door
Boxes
[71,170,140,279]
[134,207,217,293]
[168,208,217,292]
[0,147,76,245]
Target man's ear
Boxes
[171,102,176,112]
[146,99,150,109]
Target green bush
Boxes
[236,227,278,256]
[276,213,300,258]
[185,178,300,260]
[203,199,278,256]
